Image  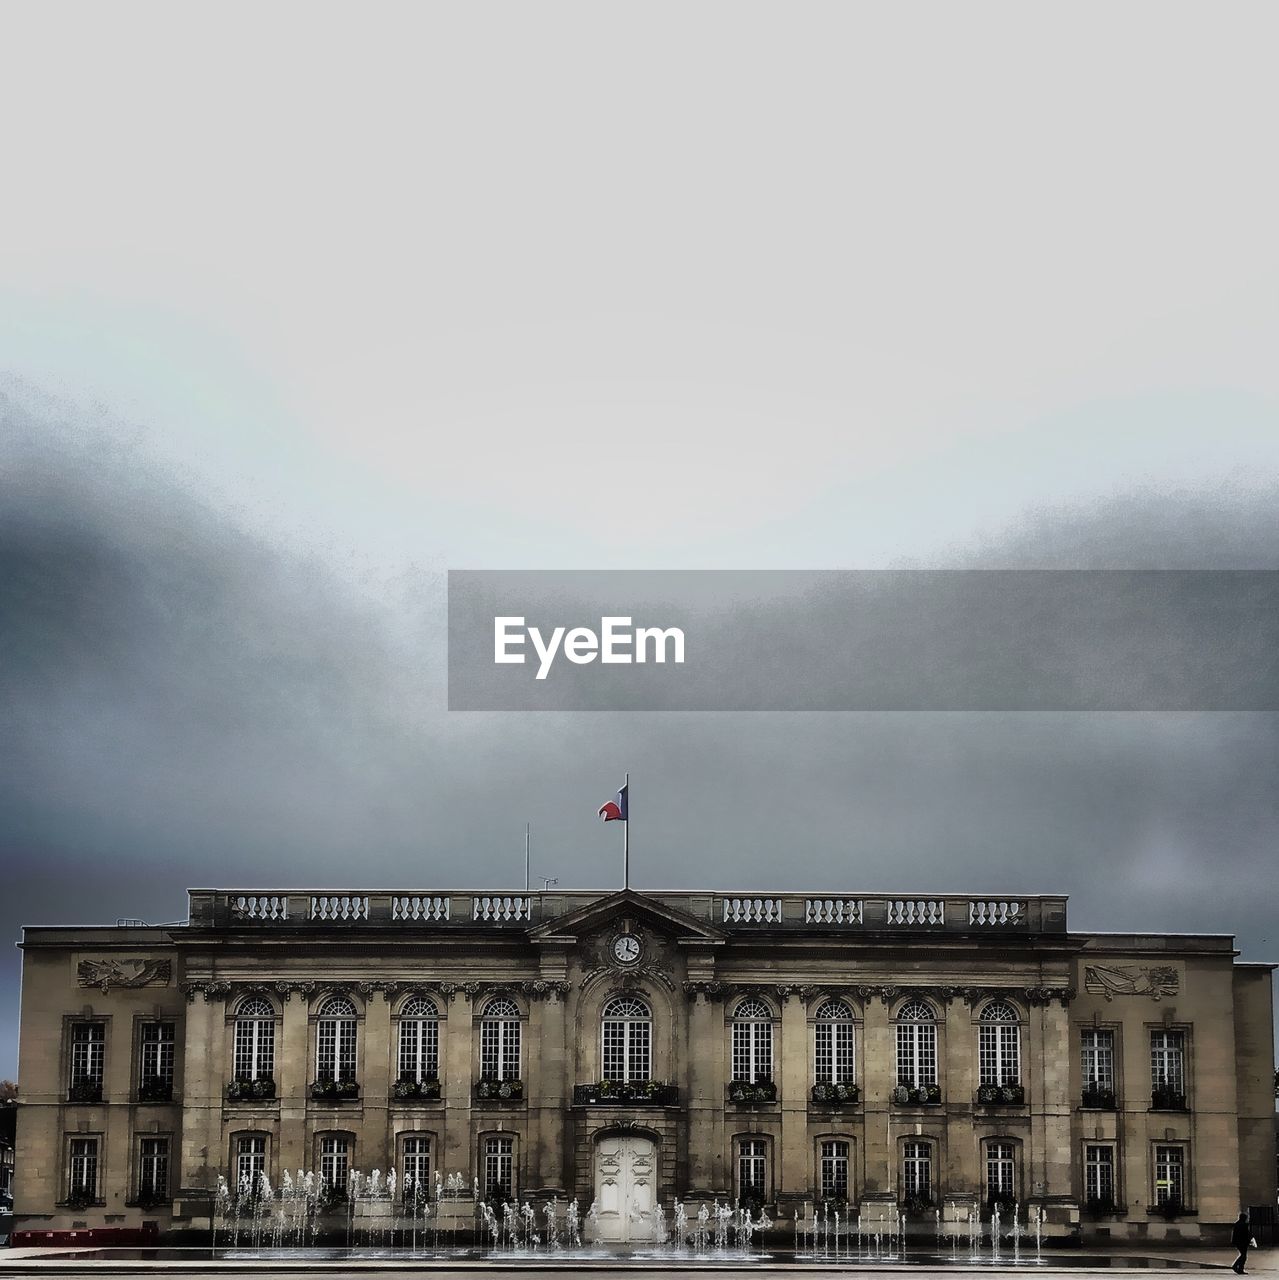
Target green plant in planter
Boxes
[812,1082,859,1105]
[138,1074,172,1103]
[728,1078,776,1104]
[1151,1078,1186,1110]
[1156,1196,1183,1220]
[394,1075,440,1100]
[476,1076,524,1100]
[68,1075,102,1104]
[66,1185,96,1210]
[902,1193,933,1218]
[1085,1195,1117,1218]
[1082,1080,1116,1109]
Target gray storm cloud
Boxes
[2,392,1277,1075]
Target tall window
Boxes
[1084,1144,1114,1205]
[819,1139,849,1201]
[70,1022,105,1090]
[814,999,856,1084]
[233,999,275,1081]
[731,998,773,1083]
[985,1141,1016,1205]
[398,996,440,1082]
[402,1136,432,1197]
[601,996,652,1082]
[903,1140,932,1201]
[138,1136,169,1202]
[68,1136,99,1201]
[1154,1145,1184,1207]
[1150,1030,1185,1094]
[320,1135,350,1192]
[316,997,358,1084]
[480,997,522,1081]
[484,1135,514,1200]
[895,1000,937,1087]
[738,1138,767,1204]
[1080,1029,1114,1092]
[235,1135,266,1190]
[140,1022,175,1091]
[978,1001,1021,1086]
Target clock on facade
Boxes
[612,934,641,964]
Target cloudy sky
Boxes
[2,1,1277,1076]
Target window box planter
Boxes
[1151,1198,1189,1220]
[727,1079,777,1105]
[135,1189,170,1211]
[226,1077,276,1102]
[1081,1084,1116,1109]
[810,1082,860,1107]
[65,1188,99,1210]
[902,1195,934,1219]
[1084,1196,1125,1220]
[138,1074,173,1104]
[573,1080,679,1106]
[1150,1084,1187,1111]
[474,1077,524,1102]
[68,1077,102,1104]
[892,1082,941,1105]
[393,1076,442,1101]
[976,1082,1025,1105]
[310,1078,360,1101]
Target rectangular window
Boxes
[732,1021,773,1083]
[320,1135,350,1192]
[895,1023,937,1086]
[1084,1144,1114,1205]
[140,1022,175,1093]
[814,1022,856,1084]
[979,1024,1020,1085]
[986,1141,1016,1204]
[480,1018,521,1081]
[139,1136,169,1201]
[402,1136,431,1198]
[903,1140,932,1200]
[484,1135,514,1200]
[738,1139,767,1203]
[236,1135,266,1191]
[819,1139,849,1201]
[1081,1029,1114,1092]
[234,1014,274,1082]
[70,1023,105,1090]
[1150,1030,1185,1095]
[398,1019,440,1081]
[316,1021,357,1083]
[68,1136,99,1202]
[1154,1145,1184,1207]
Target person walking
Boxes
[1231,1211,1253,1274]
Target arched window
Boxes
[903,1139,933,1201]
[731,998,773,1083]
[480,996,521,1082]
[398,995,440,1083]
[601,996,652,1082]
[813,999,856,1084]
[234,998,275,1082]
[316,996,357,1084]
[895,999,937,1087]
[978,1000,1020,1086]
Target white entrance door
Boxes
[593,1134,657,1242]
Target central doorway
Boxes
[593,1132,657,1242]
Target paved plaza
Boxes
[0,1246,1270,1278]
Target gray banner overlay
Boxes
[447,570,1279,711]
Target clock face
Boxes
[612,934,641,964]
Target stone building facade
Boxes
[12,887,1276,1243]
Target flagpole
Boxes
[623,772,629,890]
[524,823,531,894]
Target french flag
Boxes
[598,782,628,823]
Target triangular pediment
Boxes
[528,889,727,946]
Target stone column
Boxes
[945,996,977,1196]
[277,992,310,1174]
[442,993,474,1178]
[361,990,393,1173]
[1036,997,1074,1210]
[178,991,221,1202]
[861,992,894,1196]
[530,989,568,1193]
[686,990,723,1195]
[779,992,809,1202]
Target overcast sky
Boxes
[2,1,1278,1077]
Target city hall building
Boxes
[12,887,1277,1243]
